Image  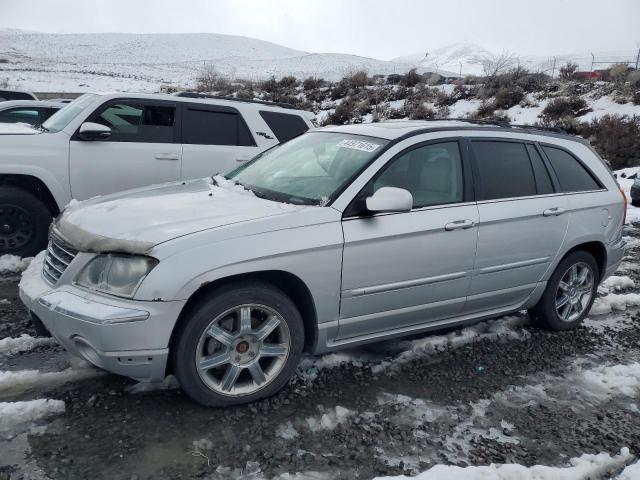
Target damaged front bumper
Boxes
[19,253,185,382]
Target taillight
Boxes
[620,187,627,225]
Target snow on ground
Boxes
[591,293,640,315]
[599,275,635,293]
[373,448,632,480]
[305,405,355,431]
[0,334,56,355]
[0,367,100,397]
[447,99,482,118]
[275,421,299,440]
[371,315,529,374]
[581,96,640,122]
[617,459,640,480]
[377,393,447,426]
[494,361,640,411]
[0,399,65,437]
[0,254,32,274]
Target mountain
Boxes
[0,30,417,92]
[392,41,492,76]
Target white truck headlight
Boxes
[75,254,158,298]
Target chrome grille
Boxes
[42,233,77,285]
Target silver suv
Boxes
[19,120,626,406]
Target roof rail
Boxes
[427,118,571,135]
[173,92,297,110]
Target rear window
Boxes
[541,146,601,192]
[472,141,537,200]
[259,110,309,143]
[183,107,255,146]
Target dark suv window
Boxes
[0,90,37,101]
[541,146,601,192]
[472,141,538,200]
[0,107,41,125]
[259,111,309,143]
[89,101,176,143]
[373,141,463,208]
[183,107,255,146]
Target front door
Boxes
[339,140,479,340]
[69,99,181,200]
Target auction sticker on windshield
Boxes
[336,139,381,153]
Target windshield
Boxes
[228,132,388,205]
[42,93,98,132]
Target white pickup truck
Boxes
[0,92,314,256]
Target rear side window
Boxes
[183,108,255,146]
[471,141,536,200]
[527,145,554,195]
[259,110,309,143]
[89,102,176,143]
[541,146,601,192]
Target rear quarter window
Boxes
[259,110,309,143]
[541,146,601,192]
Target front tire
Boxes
[0,186,52,257]
[173,282,304,407]
[528,251,599,330]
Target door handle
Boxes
[236,156,253,163]
[154,153,179,161]
[543,207,566,217]
[444,219,475,231]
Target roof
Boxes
[0,100,67,109]
[91,91,306,113]
[319,119,587,144]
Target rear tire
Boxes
[173,282,304,407]
[528,250,599,331]
[0,186,52,257]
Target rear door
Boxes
[467,139,569,313]
[69,98,181,199]
[180,104,261,178]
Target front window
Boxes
[228,132,387,205]
[42,93,98,133]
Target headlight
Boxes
[75,254,158,298]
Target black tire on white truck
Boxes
[0,186,51,257]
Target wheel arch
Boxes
[0,174,62,217]
[558,241,607,280]
[166,270,318,374]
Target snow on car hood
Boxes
[55,178,303,254]
[0,123,41,135]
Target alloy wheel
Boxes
[195,304,291,397]
[555,262,594,322]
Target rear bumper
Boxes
[19,254,185,382]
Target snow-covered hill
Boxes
[0,30,417,92]
[393,41,491,76]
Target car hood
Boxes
[0,123,41,135]
[55,178,305,254]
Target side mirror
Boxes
[78,122,111,141]
[365,187,413,214]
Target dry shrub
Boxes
[541,96,591,121]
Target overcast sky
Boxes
[1,0,638,60]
